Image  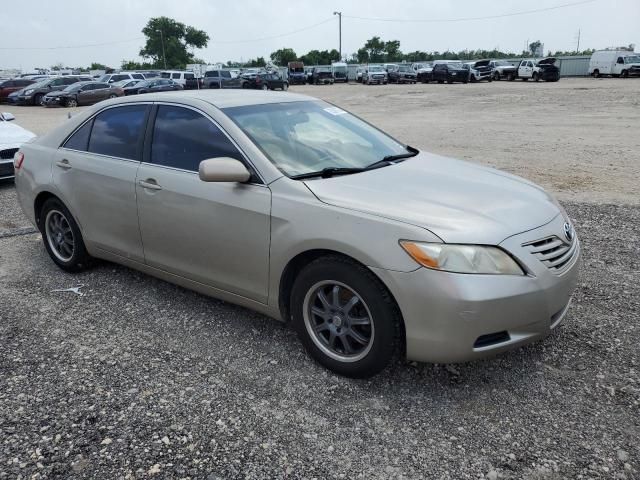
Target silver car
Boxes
[14,91,580,378]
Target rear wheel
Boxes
[40,198,92,272]
[34,93,44,106]
[593,69,600,78]
[621,70,629,78]
[493,71,500,81]
[282,82,288,91]
[261,84,268,90]
[291,256,400,378]
[533,72,539,82]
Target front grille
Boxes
[522,234,578,273]
[0,148,19,160]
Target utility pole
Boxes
[333,11,342,61]
[156,29,167,69]
[576,28,581,53]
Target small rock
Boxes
[617,450,629,462]
[161,436,170,446]
[148,464,162,475]
[327,446,335,453]
[507,453,516,461]
[100,438,112,445]
[487,470,499,480]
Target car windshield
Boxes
[495,61,510,66]
[223,101,410,178]
[369,66,384,72]
[98,75,111,82]
[624,55,640,63]
[63,83,85,92]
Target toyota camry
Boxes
[13,91,580,377]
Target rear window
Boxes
[171,73,180,79]
[88,105,148,160]
[63,120,93,151]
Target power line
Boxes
[209,17,335,44]
[0,37,144,51]
[343,0,596,23]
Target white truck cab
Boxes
[589,50,640,78]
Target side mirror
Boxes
[1,112,15,121]
[199,157,251,183]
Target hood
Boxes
[0,122,36,147]
[473,60,491,67]
[537,57,557,65]
[302,153,560,244]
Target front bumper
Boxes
[42,96,64,107]
[16,95,34,105]
[0,159,15,180]
[372,214,580,363]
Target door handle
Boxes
[56,159,71,170]
[139,179,162,191]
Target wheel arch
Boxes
[277,248,406,350]
[34,191,60,230]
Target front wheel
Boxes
[261,84,268,90]
[282,83,288,91]
[108,94,117,99]
[533,73,539,82]
[493,71,500,81]
[291,256,400,378]
[34,93,44,106]
[621,70,629,78]
[66,97,78,108]
[40,198,92,272]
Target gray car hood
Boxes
[303,153,560,244]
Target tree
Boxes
[89,62,108,70]
[384,40,402,62]
[362,37,386,63]
[247,57,267,67]
[529,40,543,55]
[139,16,209,69]
[270,48,298,66]
[299,49,339,65]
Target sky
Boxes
[1,0,638,71]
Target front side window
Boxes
[88,105,148,160]
[171,73,180,79]
[224,101,408,177]
[132,74,144,79]
[151,106,243,172]
[160,72,170,78]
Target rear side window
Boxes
[222,71,231,78]
[88,105,147,160]
[171,73,180,79]
[151,105,242,172]
[132,74,144,79]
[63,120,93,151]
[184,73,194,80]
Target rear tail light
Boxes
[14,151,24,169]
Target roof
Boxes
[106,89,314,109]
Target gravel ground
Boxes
[1,79,639,479]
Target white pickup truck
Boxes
[515,58,560,82]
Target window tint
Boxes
[63,120,92,151]
[50,78,65,86]
[222,71,231,78]
[132,74,144,79]
[88,105,147,160]
[151,106,242,172]
[171,73,180,79]
[205,71,217,77]
[184,73,194,79]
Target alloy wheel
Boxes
[45,209,75,262]
[303,280,374,362]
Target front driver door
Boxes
[135,104,271,303]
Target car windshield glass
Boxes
[223,101,410,178]
[98,75,110,82]
[63,83,84,92]
[624,55,640,63]
[448,64,464,70]
[495,61,510,66]
[398,66,412,72]
[369,66,384,72]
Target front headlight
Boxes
[400,241,524,275]
[24,89,34,95]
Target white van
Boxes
[160,70,196,87]
[588,50,640,78]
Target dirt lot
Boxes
[4,77,639,205]
[1,78,639,479]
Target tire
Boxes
[261,84,268,90]
[447,80,453,84]
[108,94,117,99]
[621,70,628,78]
[39,198,92,272]
[34,93,43,106]
[438,80,444,84]
[508,74,516,81]
[282,83,288,91]
[493,71,500,81]
[533,72,539,82]
[65,97,78,108]
[522,77,528,81]
[593,69,600,78]
[290,256,400,378]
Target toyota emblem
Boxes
[563,222,574,242]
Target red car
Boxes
[0,79,35,103]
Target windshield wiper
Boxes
[290,166,365,180]
[290,146,419,180]
[376,145,420,164]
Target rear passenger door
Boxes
[135,104,271,302]
[52,104,150,261]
